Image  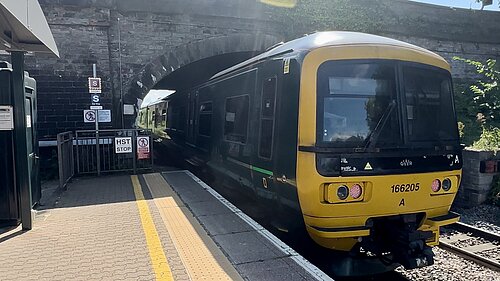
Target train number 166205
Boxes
[391,183,420,193]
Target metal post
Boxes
[118,17,124,129]
[12,51,32,230]
[150,130,154,168]
[76,131,80,174]
[70,132,74,178]
[93,64,101,176]
[132,130,137,174]
[57,133,63,189]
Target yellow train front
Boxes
[295,32,461,273]
[139,32,462,276]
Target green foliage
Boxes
[489,175,500,207]
[453,57,500,145]
[457,121,465,139]
[471,127,500,151]
[265,0,390,38]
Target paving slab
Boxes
[184,200,233,217]
[236,257,311,281]
[197,213,254,235]
[0,175,154,281]
[212,230,289,264]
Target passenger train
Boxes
[137,32,462,275]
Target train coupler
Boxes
[392,229,435,269]
[362,213,435,269]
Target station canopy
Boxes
[0,0,59,56]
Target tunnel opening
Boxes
[125,33,282,128]
[153,51,259,92]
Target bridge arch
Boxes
[125,33,282,105]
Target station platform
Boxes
[0,170,331,281]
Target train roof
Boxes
[212,31,447,79]
[140,89,175,108]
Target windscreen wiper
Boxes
[362,100,396,152]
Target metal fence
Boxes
[57,131,75,189]
[75,129,153,175]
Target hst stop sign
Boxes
[115,137,132,153]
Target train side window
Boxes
[259,77,277,159]
[224,95,249,143]
[199,101,212,137]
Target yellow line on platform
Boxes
[144,173,242,281]
[131,175,173,281]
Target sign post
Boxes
[91,64,101,175]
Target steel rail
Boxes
[439,222,500,272]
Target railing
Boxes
[57,131,74,189]
[75,129,153,175]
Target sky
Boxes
[411,0,500,11]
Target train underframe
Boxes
[303,210,460,276]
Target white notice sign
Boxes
[0,106,14,130]
[98,110,111,123]
[115,137,132,154]
[123,104,135,115]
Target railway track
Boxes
[440,222,500,272]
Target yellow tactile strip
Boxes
[131,175,174,281]
[143,173,243,281]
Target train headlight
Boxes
[431,179,441,192]
[337,185,349,200]
[442,178,452,191]
[350,184,362,199]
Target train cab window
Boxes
[199,102,212,137]
[224,95,249,143]
[317,61,399,148]
[403,66,458,142]
[259,77,277,159]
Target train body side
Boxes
[160,56,304,216]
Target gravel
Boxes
[396,247,500,281]
[453,204,500,234]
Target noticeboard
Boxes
[0,106,14,130]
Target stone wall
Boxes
[1,0,499,139]
[456,149,499,207]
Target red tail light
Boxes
[431,179,441,192]
[350,184,362,199]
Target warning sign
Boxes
[115,137,132,154]
[137,136,150,160]
[84,110,96,123]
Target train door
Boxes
[25,90,40,204]
[273,58,303,223]
[256,76,278,199]
[187,92,198,145]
